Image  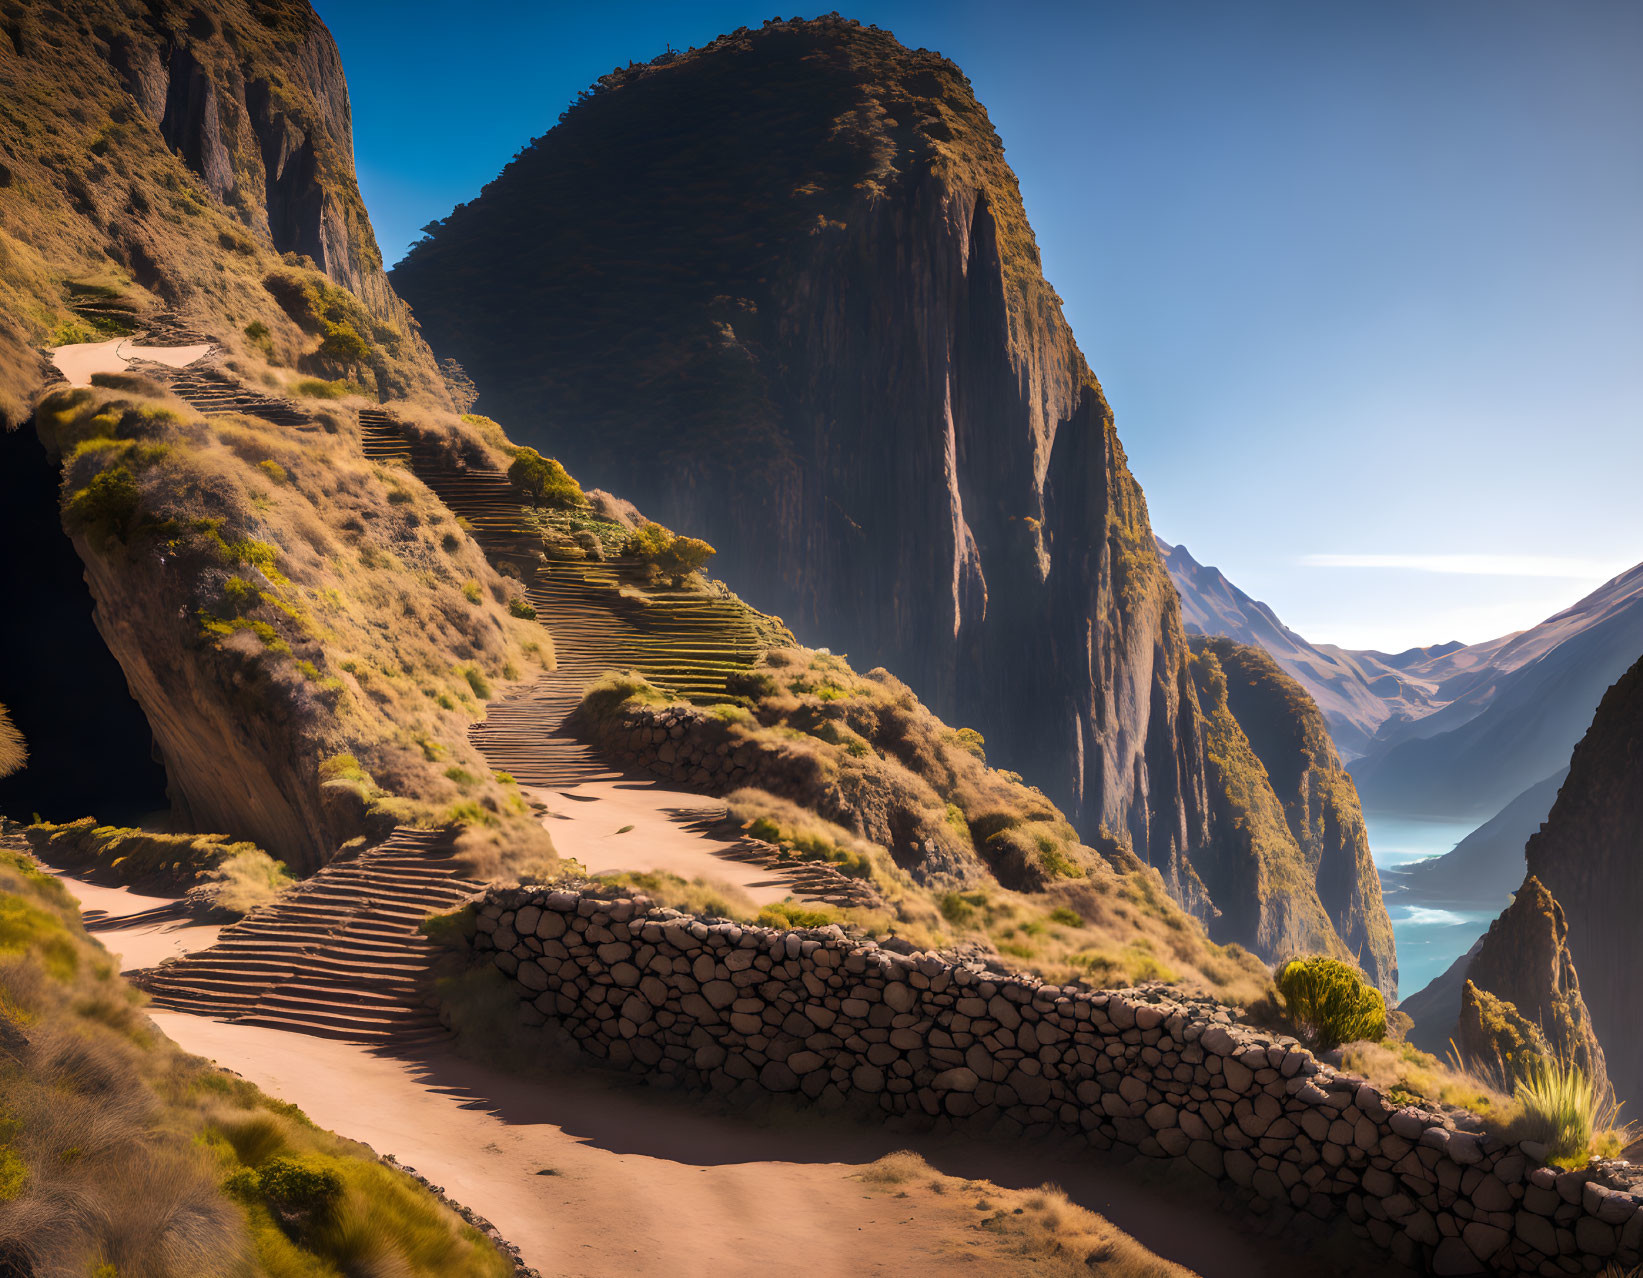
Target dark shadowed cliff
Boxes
[394,18,1394,979]
[1523,656,1643,1106]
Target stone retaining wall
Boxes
[472,888,1643,1277]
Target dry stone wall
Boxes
[472,888,1643,1277]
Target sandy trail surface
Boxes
[50,337,212,385]
[51,870,221,970]
[153,1011,1324,1278]
[525,779,792,904]
[56,866,1365,1278]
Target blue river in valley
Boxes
[1362,812,1496,1002]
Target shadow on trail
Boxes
[384,1039,1411,1278]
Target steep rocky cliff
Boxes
[0,0,450,421]
[1455,875,1608,1094]
[1523,656,1643,1106]
[394,18,1209,857]
[394,19,1399,981]
[1189,638,1396,997]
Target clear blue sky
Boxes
[318,1,1643,653]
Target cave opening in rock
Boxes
[0,420,170,825]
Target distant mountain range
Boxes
[1159,539,1643,824]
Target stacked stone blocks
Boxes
[473,888,1642,1277]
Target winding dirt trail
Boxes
[48,872,1371,1278]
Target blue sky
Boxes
[318,1,1643,652]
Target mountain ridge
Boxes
[393,15,1395,985]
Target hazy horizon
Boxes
[319,0,1642,652]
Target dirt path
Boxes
[50,870,221,970]
[52,850,1383,1278]
[153,1011,1307,1278]
[525,779,792,904]
[50,337,212,385]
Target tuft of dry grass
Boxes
[0,705,24,781]
[855,1152,1197,1277]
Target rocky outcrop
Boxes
[0,0,448,415]
[1523,656,1643,1107]
[1455,876,1607,1093]
[394,19,1396,972]
[395,19,1209,859]
[1189,639,1397,997]
[470,885,1643,1276]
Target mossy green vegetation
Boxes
[23,818,292,917]
[507,446,585,508]
[1275,957,1386,1051]
[0,841,510,1275]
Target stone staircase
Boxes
[144,365,315,427]
[356,408,770,703]
[137,396,864,1042]
[138,828,480,1043]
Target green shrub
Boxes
[316,320,372,365]
[1276,956,1387,1051]
[507,447,584,507]
[656,534,715,582]
[459,665,491,699]
[65,465,140,544]
[508,596,537,619]
[622,520,716,583]
[461,580,483,604]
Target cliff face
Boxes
[1457,875,1608,1096]
[1523,657,1643,1106]
[1192,638,1397,997]
[0,0,449,421]
[393,17,1400,982]
[396,20,1206,869]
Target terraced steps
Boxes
[357,408,772,704]
[140,363,317,427]
[137,828,480,1043]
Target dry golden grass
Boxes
[855,1152,1197,1277]
[585,657,1273,1006]
[0,704,23,780]
[0,0,454,419]
[23,816,292,917]
[34,385,561,860]
[0,840,510,1276]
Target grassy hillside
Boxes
[0,838,510,1275]
[30,381,550,870]
[0,0,452,426]
[575,650,1273,1004]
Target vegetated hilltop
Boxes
[1520,656,1643,1108]
[394,16,1394,989]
